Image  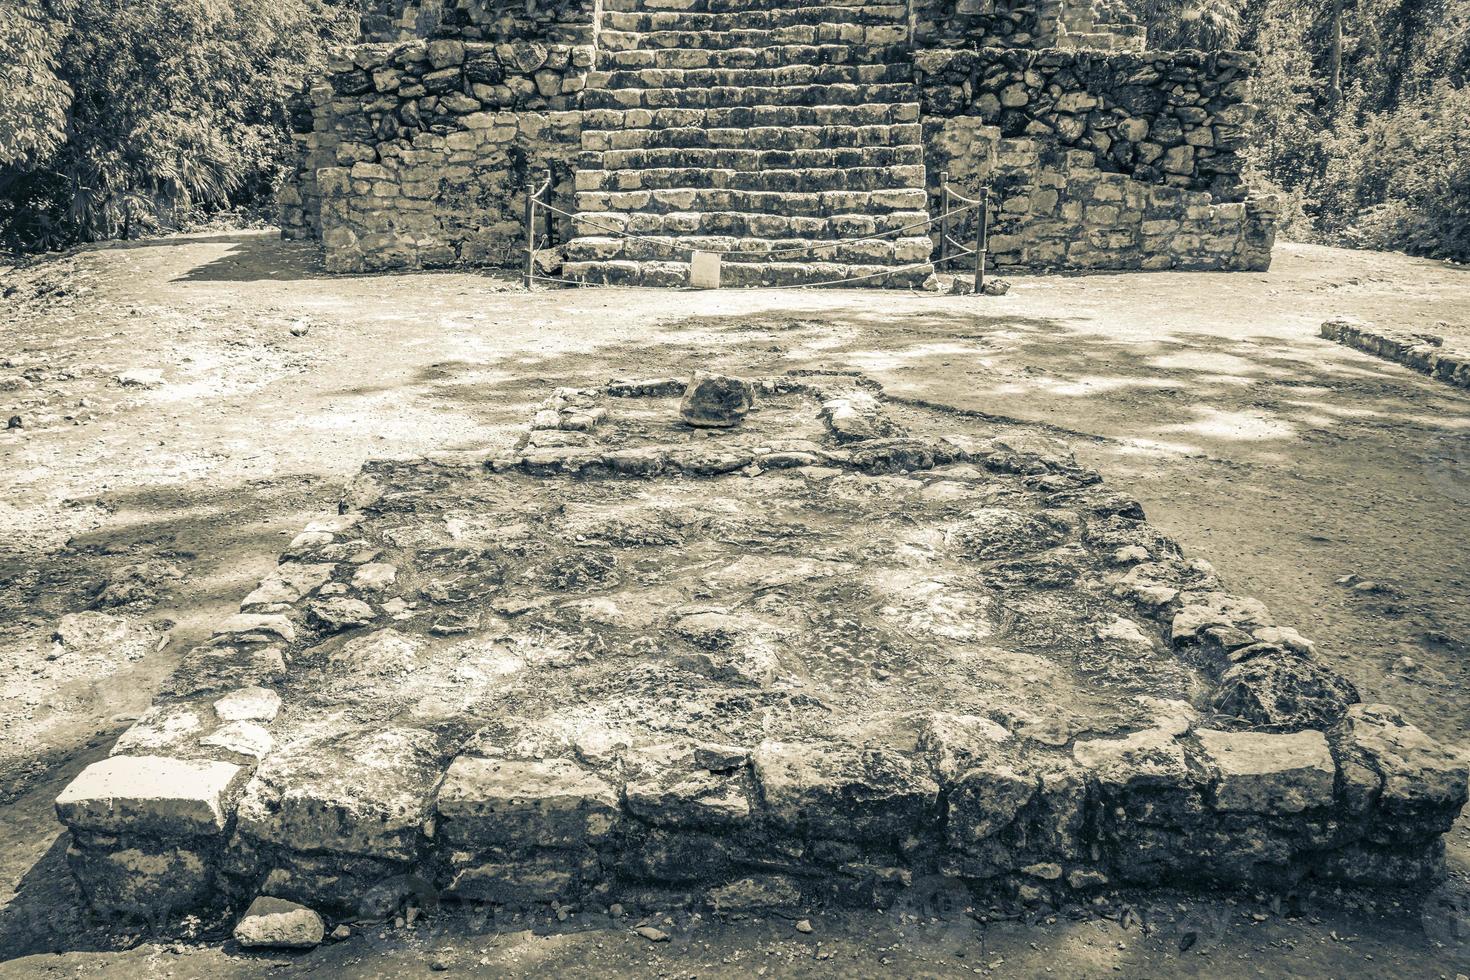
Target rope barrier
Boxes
[761,246,979,289]
[536,198,981,260]
[523,172,993,291]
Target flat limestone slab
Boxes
[1194,729,1334,814]
[436,757,621,848]
[236,728,442,862]
[56,755,244,837]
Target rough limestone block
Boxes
[679,372,754,428]
[213,613,296,644]
[443,849,595,903]
[1072,727,1190,789]
[1332,704,1469,825]
[56,755,245,837]
[241,563,335,608]
[623,771,751,829]
[751,741,938,842]
[236,727,441,861]
[214,686,282,723]
[233,896,326,949]
[67,842,212,918]
[436,756,620,848]
[1194,729,1334,814]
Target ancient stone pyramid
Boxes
[562,0,937,287]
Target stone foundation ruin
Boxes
[278,0,1278,284]
[56,373,1466,923]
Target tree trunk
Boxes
[1328,0,1343,110]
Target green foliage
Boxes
[0,0,355,251]
[1139,0,1247,50]
[1237,0,1470,260]
[1319,81,1470,260]
[0,0,73,167]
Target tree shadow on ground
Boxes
[168,233,523,288]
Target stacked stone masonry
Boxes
[282,0,1279,282]
[54,375,1469,922]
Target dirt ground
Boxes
[1,231,1467,976]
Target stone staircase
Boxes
[562,0,936,287]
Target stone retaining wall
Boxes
[53,379,1467,923]
[917,48,1276,271]
[287,38,590,273]
[281,5,1280,276]
[362,0,598,44]
[1321,319,1470,389]
[912,0,1144,53]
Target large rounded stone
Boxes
[233,896,325,949]
[679,372,754,428]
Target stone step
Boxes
[598,26,906,52]
[590,64,911,90]
[568,208,931,239]
[576,163,928,193]
[573,186,929,216]
[582,123,923,153]
[596,42,909,70]
[601,6,907,33]
[604,0,881,12]
[586,145,924,172]
[565,234,934,265]
[581,82,918,109]
[581,103,919,130]
[563,258,934,288]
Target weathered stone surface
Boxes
[1170,592,1272,642]
[200,721,275,761]
[709,875,803,913]
[946,760,1037,847]
[1212,652,1359,729]
[680,372,754,428]
[1193,729,1334,814]
[307,596,378,632]
[752,741,938,842]
[351,562,398,591]
[214,686,282,723]
[67,842,212,917]
[948,508,1072,560]
[233,896,325,949]
[915,712,1012,782]
[242,563,335,608]
[624,771,751,829]
[56,755,245,837]
[214,613,296,644]
[443,851,590,903]
[1331,704,1469,827]
[237,728,441,861]
[820,393,904,443]
[436,756,620,847]
[1073,727,1189,789]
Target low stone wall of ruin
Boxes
[50,378,1470,922]
[917,47,1276,272]
[1321,319,1470,389]
[284,39,591,273]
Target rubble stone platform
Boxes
[56,374,1467,922]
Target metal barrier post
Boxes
[975,186,989,294]
[524,169,551,289]
[939,170,950,266]
[523,185,536,289]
